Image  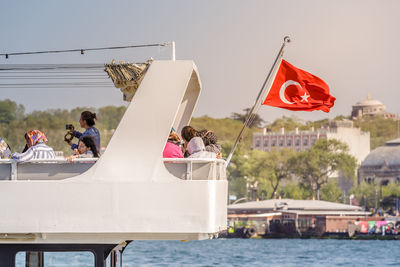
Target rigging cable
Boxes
[0,43,170,59]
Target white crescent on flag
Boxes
[279,80,302,104]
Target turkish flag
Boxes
[263,60,335,112]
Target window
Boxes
[295,138,300,146]
[255,140,260,147]
[311,137,316,145]
[287,139,292,146]
[272,140,276,146]
[279,139,284,146]
[303,138,308,146]
[263,139,269,146]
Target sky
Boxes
[1,0,400,124]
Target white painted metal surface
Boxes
[0,60,228,244]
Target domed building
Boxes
[358,138,400,185]
[351,94,397,119]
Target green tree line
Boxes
[0,99,127,156]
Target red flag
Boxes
[263,60,335,112]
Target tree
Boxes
[289,139,357,200]
[280,181,311,200]
[224,141,252,200]
[248,149,296,199]
[320,180,343,202]
[353,116,399,150]
[98,105,127,130]
[350,182,378,210]
[0,99,24,124]
[231,108,265,128]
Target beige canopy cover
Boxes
[104,59,152,101]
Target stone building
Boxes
[351,94,397,119]
[358,138,400,185]
[253,120,370,165]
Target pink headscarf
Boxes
[25,130,48,146]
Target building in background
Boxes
[253,120,370,165]
[351,94,397,119]
[359,138,400,185]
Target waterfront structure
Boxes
[351,94,397,119]
[228,199,370,237]
[253,120,370,165]
[358,138,400,185]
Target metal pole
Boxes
[226,36,291,164]
[171,41,176,61]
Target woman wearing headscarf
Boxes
[198,129,222,158]
[187,137,217,159]
[12,130,55,162]
[163,129,184,158]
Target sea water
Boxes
[15,239,400,266]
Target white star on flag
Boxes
[300,92,310,102]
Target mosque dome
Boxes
[351,93,390,119]
[359,138,400,184]
[361,145,400,168]
[354,94,384,107]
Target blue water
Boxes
[15,239,400,266]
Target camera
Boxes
[65,124,74,130]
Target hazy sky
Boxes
[1,0,399,123]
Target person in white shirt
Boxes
[12,130,55,162]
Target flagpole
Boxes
[226,36,291,165]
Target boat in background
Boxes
[0,60,228,266]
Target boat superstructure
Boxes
[0,60,227,266]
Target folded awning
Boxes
[104,59,152,101]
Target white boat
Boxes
[0,60,228,266]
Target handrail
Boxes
[162,158,226,164]
[0,158,99,164]
[0,158,225,181]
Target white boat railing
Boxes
[0,158,99,181]
[163,158,227,180]
[0,158,226,181]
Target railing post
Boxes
[186,160,193,180]
[10,160,17,180]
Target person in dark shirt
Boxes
[66,111,101,153]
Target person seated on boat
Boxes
[181,126,199,157]
[11,130,55,162]
[163,128,183,158]
[0,137,11,159]
[198,129,222,158]
[67,136,99,162]
[66,111,100,153]
[187,137,217,159]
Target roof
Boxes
[354,94,384,107]
[228,199,362,212]
[361,145,400,167]
[228,212,282,218]
[386,138,400,146]
[281,210,370,216]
